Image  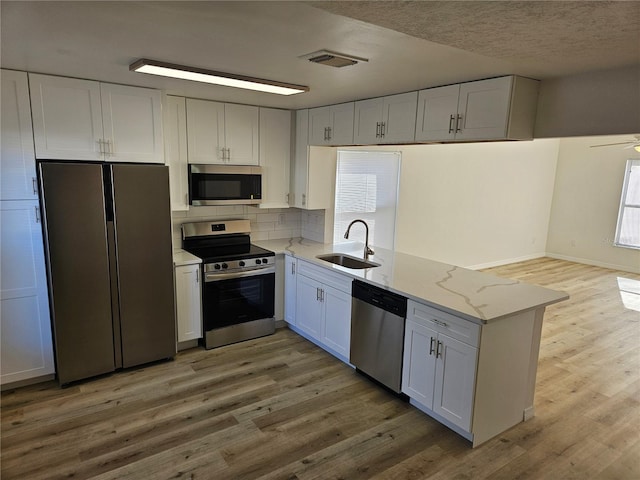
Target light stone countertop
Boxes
[254,237,569,325]
[173,248,202,267]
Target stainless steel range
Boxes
[181,219,275,349]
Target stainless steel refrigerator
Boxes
[39,162,176,385]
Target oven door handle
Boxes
[205,266,275,282]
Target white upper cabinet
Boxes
[164,96,189,211]
[1,70,37,200]
[415,75,539,142]
[259,107,291,209]
[308,102,354,146]
[29,73,163,162]
[186,98,259,165]
[354,91,417,144]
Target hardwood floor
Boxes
[2,258,639,479]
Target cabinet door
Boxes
[402,320,437,407]
[433,334,478,431]
[29,73,103,160]
[259,108,291,208]
[456,76,512,141]
[292,109,309,208]
[414,84,459,142]
[225,103,259,165]
[306,146,336,211]
[308,106,331,145]
[1,200,55,385]
[329,102,355,145]
[381,91,417,144]
[321,284,351,359]
[186,98,225,164]
[353,97,383,145]
[175,264,202,342]
[101,83,164,163]
[295,274,323,340]
[164,96,189,211]
[1,70,37,201]
[284,256,297,325]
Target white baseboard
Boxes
[465,253,546,271]
[546,253,640,274]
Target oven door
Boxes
[202,267,275,331]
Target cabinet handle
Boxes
[196,269,200,283]
[97,139,105,154]
[449,115,456,134]
[433,319,448,328]
[221,147,226,162]
[32,177,38,196]
[226,147,231,161]
[429,337,436,355]
[381,122,386,138]
[320,288,324,302]
[316,287,320,301]
[456,114,462,133]
[436,340,443,359]
[376,122,380,138]
[286,193,290,204]
[34,206,40,223]
[106,139,113,157]
[291,262,295,275]
[327,126,332,141]
[302,193,306,206]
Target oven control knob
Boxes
[214,264,221,270]
[239,261,245,267]
[221,263,228,269]
[255,259,262,265]
[262,258,269,264]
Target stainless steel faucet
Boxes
[344,219,374,259]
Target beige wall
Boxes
[534,65,640,138]
[546,135,640,273]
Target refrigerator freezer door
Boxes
[39,162,115,384]
[111,164,176,367]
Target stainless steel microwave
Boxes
[188,164,262,206]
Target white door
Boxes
[308,106,331,145]
[259,108,291,208]
[353,97,383,145]
[224,104,259,165]
[1,200,55,385]
[1,70,37,200]
[321,284,351,359]
[381,91,418,144]
[329,102,355,145]
[175,264,202,342]
[295,274,323,340]
[284,256,297,325]
[414,84,460,142]
[292,110,310,208]
[456,76,513,141]
[100,83,164,163]
[433,334,478,431]
[401,320,437,407]
[29,73,103,160]
[186,98,225,164]
[164,96,189,211]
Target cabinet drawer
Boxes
[297,258,352,293]
[407,299,480,347]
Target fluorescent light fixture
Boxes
[130,59,309,96]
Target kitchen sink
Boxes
[316,253,380,269]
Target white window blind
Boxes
[333,151,401,249]
[615,159,640,249]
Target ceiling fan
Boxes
[590,134,640,152]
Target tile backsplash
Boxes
[172,206,325,247]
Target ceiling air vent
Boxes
[301,50,368,68]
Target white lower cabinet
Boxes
[284,255,297,325]
[294,259,351,360]
[174,263,202,343]
[402,300,479,433]
[1,200,55,385]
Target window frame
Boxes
[614,158,640,250]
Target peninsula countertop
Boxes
[254,238,569,324]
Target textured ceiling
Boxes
[309,1,640,78]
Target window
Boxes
[615,159,640,249]
[333,151,401,249]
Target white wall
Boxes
[393,141,560,268]
[546,135,640,273]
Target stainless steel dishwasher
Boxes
[350,280,408,394]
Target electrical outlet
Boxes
[278,213,286,225]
